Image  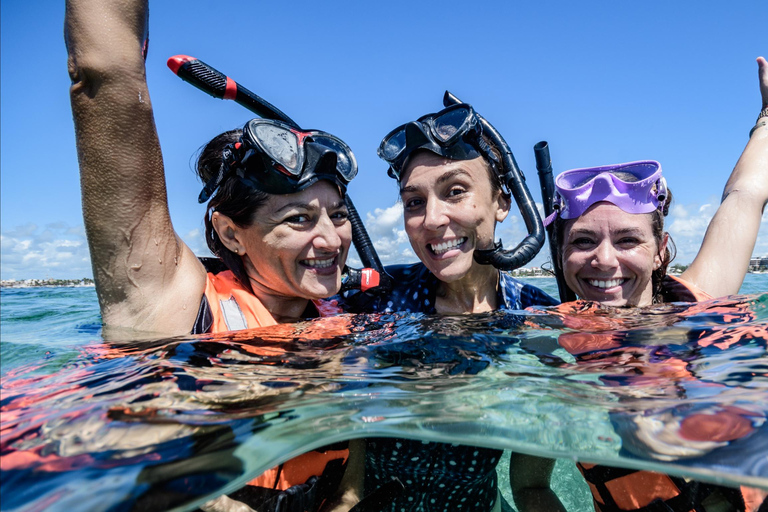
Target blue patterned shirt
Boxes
[336,262,558,314]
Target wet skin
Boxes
[399,152,510,284]
[217,181,352,304]
[562,202,666,307]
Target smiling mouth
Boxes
[301,256,337,269]
[429,237,467,255]
[588,278,627,289]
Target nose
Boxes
[423,197,449,231]
[313,212,343,251]
[591,240,619,270]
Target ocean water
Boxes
[1,275,767,511]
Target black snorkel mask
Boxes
[198,118,358,202]
[379,92,546,271]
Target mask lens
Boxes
[379,127,407,162]
[253,124,301,175]
[432,106,471,143]
[313,134,358,181]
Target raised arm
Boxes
[681,57,768,297]
[66,0,205,334]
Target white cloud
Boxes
[5,201,767,279]
[356,203,417,266]
[1,223,93,280]
[182,228,214,258]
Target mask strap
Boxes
[198,143,240,203]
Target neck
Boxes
[251,282,313,323]
[241,255,315,324]
[435,263,500,315]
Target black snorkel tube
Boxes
[442,91,545,271]
[167,55,392,294]
[534,142,576,302]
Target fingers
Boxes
[757,56,768,108]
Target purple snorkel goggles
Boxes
[544,160,668,226]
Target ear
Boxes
[211,211,246,255]
[495,192,511,223]
[655,232,669,270]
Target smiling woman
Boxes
[65,0,364,509]
[542,57,768,512]
[336,99,562,511]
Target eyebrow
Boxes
[570,226,645,237]
[274,200,345,214]
[400,168,472,194]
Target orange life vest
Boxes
[561,276,766,512]
[198,268,350,511]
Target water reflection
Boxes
[1,294,767,510]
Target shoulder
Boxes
[660,274,712,303]
[499,272,560,309]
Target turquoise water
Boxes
[1,275,767,511]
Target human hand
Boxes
[200,495,255,512]
[758,56,768,109]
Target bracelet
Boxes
[749,119,767,138]
[758,107,768,123]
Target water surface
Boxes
[2,275,767,511]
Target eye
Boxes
[617,237,640,247]
[330,209,349,224]
[285,214,310,224]
[571,237,595,249]
[446,186,466,199]
[403,196,424,210]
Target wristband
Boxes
[758,107,768,123]
[749,119,767,138]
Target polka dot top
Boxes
[334,263,557,510]
[336,262,559,314]
[365,438,502,512]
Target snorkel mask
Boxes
[379,104,491,182]
[378,92,546,271]
[198,118,358,202]
[545,161,668,225]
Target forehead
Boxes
[565,202,655,233]
[263,180,343,210]
[400,152,490,189]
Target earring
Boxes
[234,248,239,254]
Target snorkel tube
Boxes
[442,91,545,271]
[534,142,576,302]
[167,55,392,294]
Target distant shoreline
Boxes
[1,279,95,289]
[3,271,767,288]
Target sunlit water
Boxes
[1,275,767,511]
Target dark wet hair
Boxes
[196,129,269,294]
[553,178,676,304]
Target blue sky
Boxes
[1,0,766,280]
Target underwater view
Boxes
[2,275,767,511]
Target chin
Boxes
[304,279,341,299]
[429,265,468,283]
[426,258,472,283]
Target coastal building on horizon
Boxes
[0,278,95,288]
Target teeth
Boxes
[430,238,467,255]
[589,278,624,289]
[304,257,335,268]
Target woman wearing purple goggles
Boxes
[543,57,768,512]
[549,55,767,308]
